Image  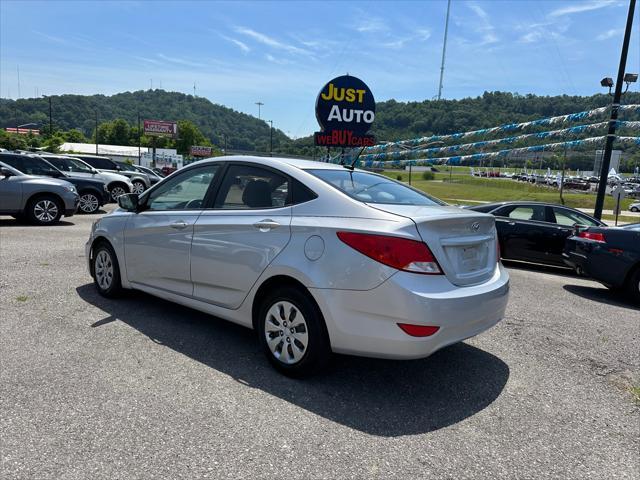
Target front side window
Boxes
[216,165,289,209]
[552,207,599,227]
[307,169,445,206]
[45,157,93,174]
[145,165,219,211]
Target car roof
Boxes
[194,155,356,171]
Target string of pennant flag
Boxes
[358,120,640,163]
[354,136,640,169]
[363,104,640,154]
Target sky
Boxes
[1,0,639,137]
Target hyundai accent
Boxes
[86,156,509,376]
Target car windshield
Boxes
[46,156,94,173]
[307,169,445,206]
[117,162,138,172]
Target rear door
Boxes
[494,204,552,263]
[191,164,292,308]
[124,164,221,295]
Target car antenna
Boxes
[343,146,366,171]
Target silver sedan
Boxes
[86,156,509,376]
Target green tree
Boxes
[0,130,27,150]
[108,118,131,145]
[65,129,88,143]
[173,120,210,155]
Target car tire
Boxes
[109,183,128,201]
[631,207,639,212]
[257,286,331,377]
[626,267,640,304]
[26,195,63,225]
[131,180,146,195]
[92,242,122,298]
[78,191,101,214]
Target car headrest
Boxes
[242,180,272,208]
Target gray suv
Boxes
[0,161,79,225]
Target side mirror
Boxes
[117,193,139,211]
[0,167,14,178]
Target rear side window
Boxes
[81,157,116,170]
[215,165,290,209]
[499,205,546,222]
[307,169,445,206]
[0,155,60,177]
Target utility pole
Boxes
[268,120,273,156]
[137,112,141,165]
[437,0,451,101]
[255,101,264,120]
[593,0,636,219]
[95,109,99,155]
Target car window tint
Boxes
[146,165,219,211]
[82,157,114,170]
[117,162,137,172]
[1,155,60,177]
[216,165,289,209]
[508,206,546,222]
[307,169,445,206]
[552,207,599,226]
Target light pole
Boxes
[95,109,99,155]
[41,95,52,136]
[593,0,636,219]
[255,101,264,120]
[268,120,273,156]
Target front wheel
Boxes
[92,242,122,297]
[631,207,639,212]
[257,287,331,377]
[131,180,146,195]
[78,191,100,214]
[27,196,62,225]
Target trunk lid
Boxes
[368,204,498,286]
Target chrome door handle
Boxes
[508,221,516,226]
[253,219,280,231]
[170,220,188,230]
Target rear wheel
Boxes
[27,195,62,225]
[78,191,100,214]
[257,286,330,377]
[631,207,639,212]
[92,242,122,297]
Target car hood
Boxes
[95,171,133,184]
[23,176,75,188]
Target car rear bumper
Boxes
[310,264,509,359]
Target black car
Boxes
[564,223,640,302]
[467,201,606,267]
[0,153,109,214]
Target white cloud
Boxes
[596,28,622,40]
[234,27,312,56]
[381,29,432,49]
[220,35,250,53]
[156,53,202,68]
[467,3,499,45]
[549,0,615,17]
[355,17,387,33]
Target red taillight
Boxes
[336,232,442,274]
[578,231,606,243]
[397,323,440,337]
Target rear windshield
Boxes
[307,169,445,206]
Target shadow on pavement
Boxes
[76,283,509,437]
[0,218,75,227]
[563,284,639,311]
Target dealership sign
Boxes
[143,119,178,137]
[314,75,375,147]
[190,146,213,157]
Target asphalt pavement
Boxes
[1,208,638,479]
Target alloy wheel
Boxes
[33,200,59,223]
[79,193,99,213]
[264,301,309,365]
[132,181,145,195]
[110,186,126,200]
[95,250,114,290]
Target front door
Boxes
[0,174,23,212]
[124,164,221,296]
[191,164,292,309]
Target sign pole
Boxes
[615,195,620,226]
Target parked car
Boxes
[151,167,166,178]
[86,156,509,376]
[0,153,109,214]
[42,154,133,206]
[132,165,163,185]
[466,201,606,267]
[114,161,152,191]
[630,202,640,212]
[71,155,150,196]
[0,161,78,224]
[564,223,640,302]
